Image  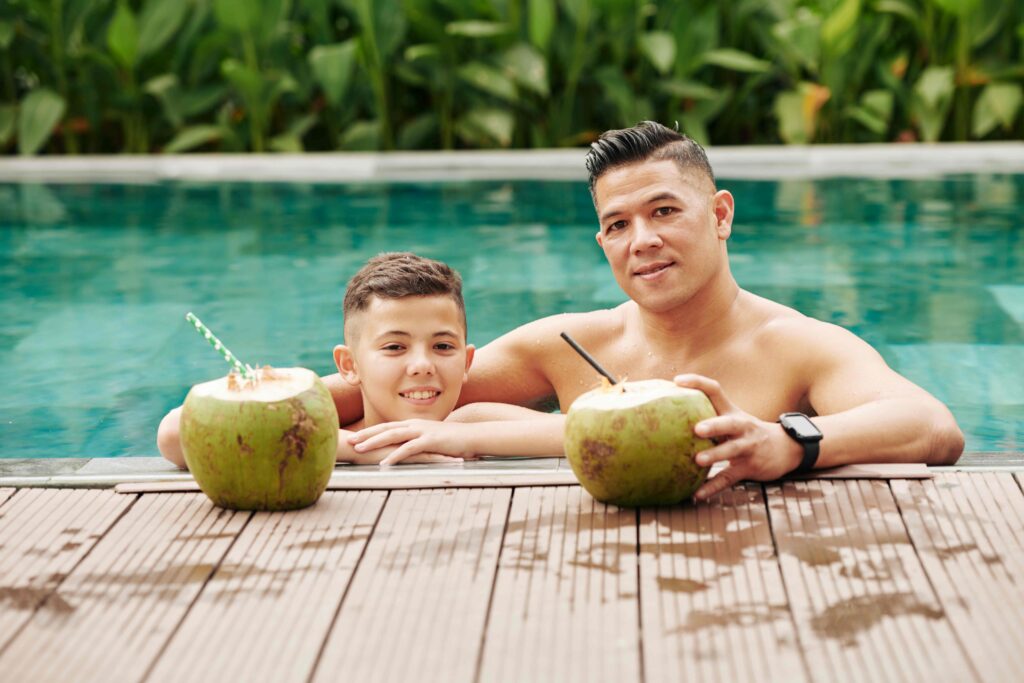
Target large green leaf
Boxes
[0,105,16,146]
[397,113,438,150]
[309,40,358,108]
[0,20,14,50]
[972,83,1023,137]
[673,6,719,76]
[528,0,555,51]
[639,32,676,76]
[18,89,66,156]
[931,0,982,18]
[820,0,861,56]
[457,108,515,147]
[138,0,190,59]
[214,0,260,34]
[500,43,548,97]
[774,82,830,144]
[164,125,224,153]
[144,73,183,128]
[445,20,509,38]
[107,2,140,69]
[657,80,720,100]
[912,66,954,142]
[847,89,894,135]
[702,49,772,74]
[458,62,518,102]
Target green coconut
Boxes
[564,379,717,507]
[180,366,338,511]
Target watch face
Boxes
[781,413,822,440]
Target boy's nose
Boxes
[406,351,435,376]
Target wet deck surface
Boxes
[1,471,1022,682]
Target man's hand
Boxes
[674,374,803,501]
[337,428,464,466]
[348,421,481,466]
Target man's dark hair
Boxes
[343,252,466,339]
[585,121,716,196]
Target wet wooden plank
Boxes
[477,487,639,683]
[892,472,1024,681]
[312,488,510,683]
[767,480,976,682]
[0,489,132,653]
[147,491,386,683]
[639,485,807,683]
[115,470,577,494]
[0,493,248,683]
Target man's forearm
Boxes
[812,397,963,468]
[464,415,567,457]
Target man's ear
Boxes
[595,230,604,248]
[333,345,361,386]
[463,344,475,381]
[711,190,735,240]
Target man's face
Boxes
[335,295,474,426]
[593,159,734,314]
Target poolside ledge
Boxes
[0,143,1022,183]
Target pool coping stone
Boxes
[1,143,1022,183]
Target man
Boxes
[328,121,964,500]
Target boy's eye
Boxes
[434,342,456,351]
[382,344,404,352]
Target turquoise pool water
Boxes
[1,175,1021,458]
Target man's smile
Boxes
[633,261,675,279]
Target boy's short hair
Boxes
[585,121,716,197]
[343,252,466,339]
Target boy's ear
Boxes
[333,345,361,386]
[463,344,475,380]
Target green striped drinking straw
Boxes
[185,312,254,380]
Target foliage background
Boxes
[2,0,1022,155]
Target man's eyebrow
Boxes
[599,192,684,222]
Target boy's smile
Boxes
[335,295,474,427]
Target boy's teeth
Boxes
[405,391,437,400]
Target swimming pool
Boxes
[1,174,1021,457]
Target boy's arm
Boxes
[159,406,462,469]
[157,407,186,469]
[348,410,567,465]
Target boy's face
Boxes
[334,295,474,426]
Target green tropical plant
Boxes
[0,0,1020,155]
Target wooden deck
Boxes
[1,472,1022,682]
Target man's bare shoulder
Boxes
[495,305,628,350]
[745,292,880,363]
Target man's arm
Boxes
[681,320,963,500]
[157,407,186,469]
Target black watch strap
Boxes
[795,439,819,473]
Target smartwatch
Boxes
[778,412,823,473]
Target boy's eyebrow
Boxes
[373,329,461,339]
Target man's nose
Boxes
[632,218,664,252]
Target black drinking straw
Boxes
[560,332,619,385]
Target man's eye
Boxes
[655,207,675,217]
[607,220,627,232]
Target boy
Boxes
[157,252,563,468]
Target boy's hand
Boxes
[349,420,480,466]
[337,428,463,465]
